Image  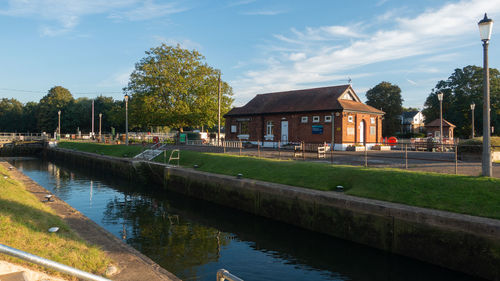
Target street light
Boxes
[58,110,61,138]
[478,13,493,177]
[470,102,475,138]
[99,113,102,140]
[437,92,444,150]
[124,94,129,146]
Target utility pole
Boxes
[91,99,95,139]
[217,72,222,146]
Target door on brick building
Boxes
[359,120,365,145]
[281,121,288,144]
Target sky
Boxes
[0,0,499,109]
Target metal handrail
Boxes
[0,244,111,281]
[217,269,243,281]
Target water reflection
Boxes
[10,159,484,281]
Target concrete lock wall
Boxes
[45,148,500,280]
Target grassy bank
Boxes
[154,150,500,220]
[58,141,143,158]
[0,164,111,279]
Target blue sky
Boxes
[0,0,499,109]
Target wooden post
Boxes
[455,144,458,175]
[223,140,226,153]
[364,145,368,167]
[405,144,408,169]
[278,140,281,159]
[239,140,242,156]
[302,141,305,160]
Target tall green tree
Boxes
[124,44,233,131]
[37,86,74,133]
[0,98,23,132]
[422,65,500,138]
[366,82,403,137]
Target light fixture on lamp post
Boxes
[437,92,444,150]
[124,94,129,146]
[478,13,493,177]
[470,102,475,138]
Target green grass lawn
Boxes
[58,141,144,158]
[155,150,500,220]
[0,165,111,280]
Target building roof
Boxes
[225,85,384,117]
[425,118,456,128]
[402,111,419,119]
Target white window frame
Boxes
[301,116,308,123]
[348,116,354,123]
[266,121,273,136]
[324,115,332,122]
[370,126,376,135]
[312,116,320,123]
[231,125,237,133]
[370,117,375,124]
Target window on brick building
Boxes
[325,115,332,122]
[348,116,353,123]
[370,126,376,135]
[370,117,375,124]
[239,121,249,134]
[266,121,273,135]
[301,116,308,123]
[312,116,320,123]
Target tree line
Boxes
[0,44,234,135]
[365,65,500,139]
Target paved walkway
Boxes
[164,145,500,178]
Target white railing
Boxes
[217,269,243,281]
[0,244,110,281]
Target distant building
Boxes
[399,111,425,134]
[224,85,385,150]
[425,119,456,139]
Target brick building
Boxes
[425,119,456,140]
[224,85,385,150]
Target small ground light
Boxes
[3,176,8,179]
[8,166,13,170]
[48,227,59,233]
[193,164,199,168]
[336,185,344,192]
[45,195,53,202]
[237,173,243,179]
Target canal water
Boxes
[10,158,482,281]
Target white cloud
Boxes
[406,79,417,85]
[98,68,134,88]
[242,10,286,16]
[153,36,202,50]
[227,0,256,7]
[0,0,187,36]
[231,0,500,104]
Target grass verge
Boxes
[58,141,144,158]
[0,164,111,280]
[155,150,500,220]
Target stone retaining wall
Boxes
[45,147,500,280]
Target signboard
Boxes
[312,125,323,135]
[388,136,398,146]
[179,133,186,143]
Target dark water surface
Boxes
[10,158,482,281]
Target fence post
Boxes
[278,140,281,159]
[239,141,242,156]
[405,144,408,169]
[330,145,333,164]
[223,140,226,153]
[302,141,305,160]
[455,144,458,175]
[364,145,368,167]
[258,141,260,158]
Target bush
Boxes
[458,137,500,153]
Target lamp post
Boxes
[58,110,61,137]
[470,102,475,138]
[478,13,493,177]
[437,92,444,150]
[124,94,129,146]
[99,113,102,140]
